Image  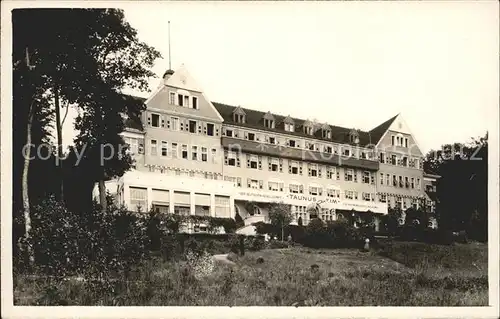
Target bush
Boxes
[267,240,289,249]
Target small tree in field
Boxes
[268,202,293,241]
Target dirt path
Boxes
[212,254,235,266]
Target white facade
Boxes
[91,64,443,234]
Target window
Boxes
[191,146,198,160]
[226,151,237,166]
[405,177,409,188]
[268,181,284,192]
[362,171,370,184]
[379,194,387,203]
[417,178,421,190]
[308,163,318,177]
[386,174,390,186]
[402,156,408,167]
[327,189,340,198]
[326,167,336,179]
[288,139,296,147]
[289,184,303,194]
[171,117,179,131]
[391,135,395,146]
[124,137,139,155]
[345,190,358,200]
[264,119,274,128]
[235,114,245,123]
[309,186,322,196]
[130,187,147,211]
[171,143,178,158]
[192,97,198,109]
[411,177,415,189]
[323,129,331,139]
[380,173,384,185]
[150,140,157,156]
[224,129,233,137]
[289,161,300,175]
[206,123,214,136]
[392,175,397,187]
[188,120,197,133]
[178,94,184,107]
[404,138,408,148]
[268,157,279,172]
[184,95,189,108]
[305,126,313,135]
[325,145,333,153]
[343,148,351,157]
[285,123,294,132]
[248,179,260,189]
[181,144,188,159]
[362,192,373,202]
[201,147,207,162]
[399,176,403,187]
[379,152,385,163]
[161,141,168,156]
[169,92,176,105]
[345,169,354,182]
[248,132,255,141]
[269,137,276,144]
[151,114,160,127]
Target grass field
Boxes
[14,241,488,306]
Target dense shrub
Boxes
[267,240,289,249]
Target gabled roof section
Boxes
[321,123,331,130]
[369,114,399,145]
[164,64,203,92]
[282,115,294,124]
[263,111,275,120]
[233,106,246,115]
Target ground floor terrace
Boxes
[97,170,389,234]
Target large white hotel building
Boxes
[101,65,439,233]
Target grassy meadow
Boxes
[14,240,488,306]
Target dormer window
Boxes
[322,129,331,139]
[233,106,246,124]
[305,126,313,135]
[234,114,245,123]
[263,112,275,129]
[283,116,295,132]
[264,119,275,129]
[349,130,360,144]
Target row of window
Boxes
[379,173,422,190]
[232,113,356,143]
[147,112,220,136]
[391,134,409,148]
[379,152,422,169]
[168,91,198,109]
[223,127,372,159]
[148,140,218,163]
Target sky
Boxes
[60,1,499,153]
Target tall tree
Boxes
[71,9,160,213]
[268,202,293,241]
[423,134,488,240]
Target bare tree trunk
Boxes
[54,85,64,202]
[22,100,35,266]
[99,178,107,214]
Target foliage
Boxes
[423,135,488,241]
[234,212,244,229]
[380,207,403,237]
[268,202,293,241]
[14,243,487,306]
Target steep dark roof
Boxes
[369,114,398,145]
[213,102,376,147]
